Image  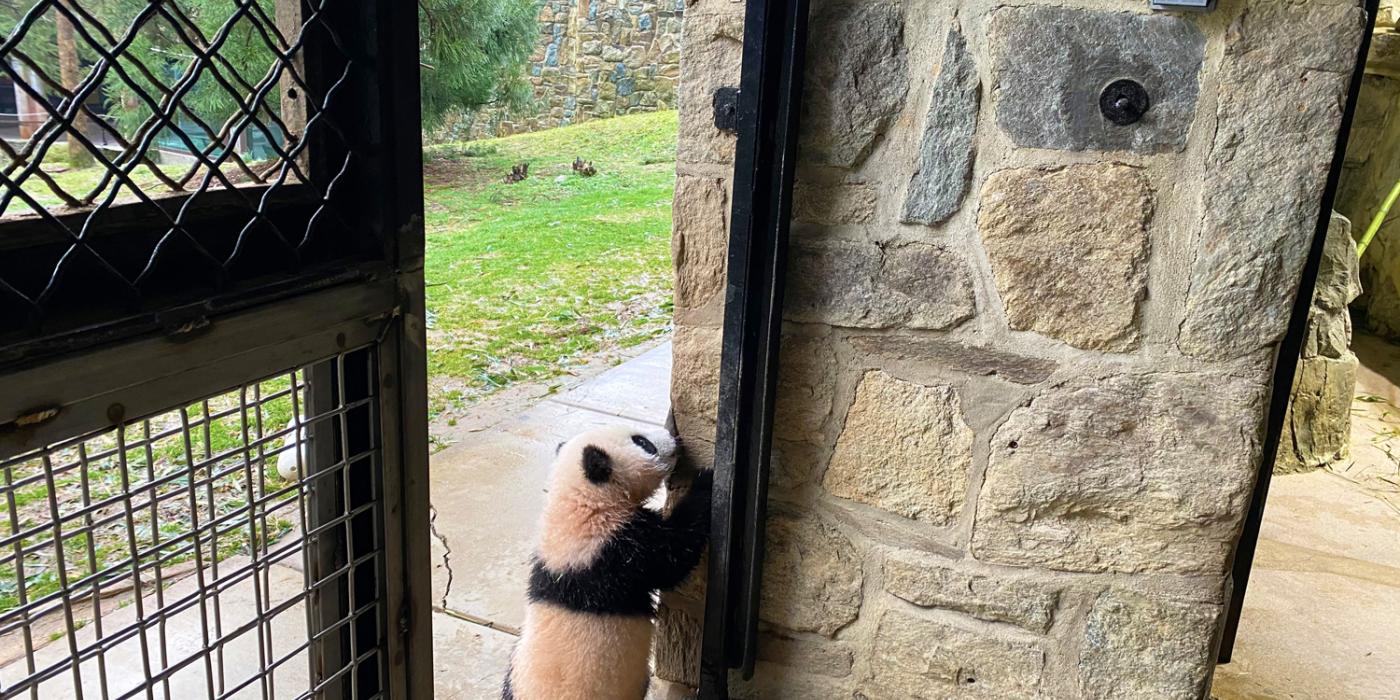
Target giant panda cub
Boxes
[504,425,712,700]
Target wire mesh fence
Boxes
[0,0,369,338]
[0,347,386,700]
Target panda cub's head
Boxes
[550,425,679,505]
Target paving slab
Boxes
[431,612,517,700]
[431,429,553,632]
[547,341,672,424]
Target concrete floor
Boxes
[1211,334,1400,700]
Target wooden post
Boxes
[276,0,308,173]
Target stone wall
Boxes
[1276,213,1361,474]
[1338,6,1400,338]
[662,0,1365,697]
[465,0,683,139]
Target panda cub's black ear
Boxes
[582,445,612,484]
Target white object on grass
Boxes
[276,418,309,481]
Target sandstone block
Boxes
[902,26,978,227]
[1179,2,1365,360]
[653,601,701,687]
[801,2,909,168]
[774,333,837,444]
[793,181,878,225]
[978,164,1153,351]
[1277,353,1357,474]
[823,371,973,524]
[671,176,729,311]
[671,325,722,427]
[883,551,1059,633]
[971,373,1264,574]
[865,610,1045,699]
[990,7,1205,154]
[786,241,975,330]
[756,632,854,678]
[677,12,743,164]
[759,512,863,637]
[847,335,1056,386]
[1078,590,1220,700]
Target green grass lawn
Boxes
[422,110,678,418]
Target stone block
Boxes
[1305,213,1362,360]
[823,371,973,524]
[978,164,1153,351]
[756,632,854,678]
[1277,353,1357,474]
[1179,2,1365,360]
[759,512,863,637]
[990,7,1205,154]
[786,240,975,330]
[864,610,1045,699]
[774,333,838,444]
[801,2,909,168]
[971,372,1265,574]
[653,601,701,687]
[793,181,878,225]
[677,12,743,164]
[902,26,978,227]
[1078,590,1220,700]
[671,325,722,427]
[882,551,1059,633]
[672,176,729,311]
[847,335,1057,386]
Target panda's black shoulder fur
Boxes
[528,470,712,617]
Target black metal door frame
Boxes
[0,1,432,697]
[699,0,810,696]
[1217,0,1378,663]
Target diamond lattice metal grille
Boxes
[0,347,386,699]
[0,0,368,341]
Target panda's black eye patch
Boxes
[582,445,612,484]
[632,435,657,455]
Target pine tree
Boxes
[418,0,539,130]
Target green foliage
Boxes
[418,0,540,131]
[1,0,540,146]
[93,0,284,142]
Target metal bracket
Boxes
[713,87,740,134]
[1149,0,1216,11]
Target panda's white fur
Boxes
[504,425,711,700]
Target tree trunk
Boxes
[55,5,95,169]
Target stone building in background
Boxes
[464,0,683,139]
[660,0,1366,697]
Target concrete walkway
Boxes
[428,341,673,698]
[1211,334,1400,700]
